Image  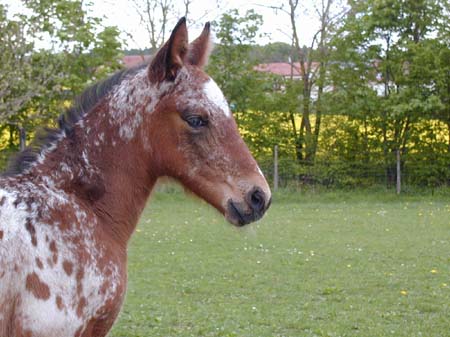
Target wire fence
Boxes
[258,147,450,192]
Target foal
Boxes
[0,18,270,337]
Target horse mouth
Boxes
[226,199,264,226]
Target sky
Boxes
[91,0,321,49]
[2,0,322,50]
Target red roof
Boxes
[255,62,319,77]
[121,57,320,78]
[122,55,152,68]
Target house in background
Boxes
[255,62,327,100]
[122,56,319,80]
[254,62,320,81]
[122,55,152,68]
[255,61,388,98]
[121,56,385,99]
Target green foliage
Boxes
[206,2,449,188]
[24,0,123,93]
[321,0,450,188]
[208,9,289,158]
[0,0,123,163]
[0,4,41,123]
[208,9,264,113]
[249,42,296,63]
[1,1,448,187]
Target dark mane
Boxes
[3,63,148,177]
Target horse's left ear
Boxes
[187,22,212,68]
[149,17,189,83]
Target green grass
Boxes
[110,189,450,337]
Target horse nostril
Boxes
[249,188,266,213]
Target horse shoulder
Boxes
[0,177,125,337]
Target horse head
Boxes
[146,18,271,226]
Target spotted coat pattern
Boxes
[0,18,271,337]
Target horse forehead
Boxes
[202,79,231,118]
[178,74,231,119]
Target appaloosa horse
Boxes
[0,18,270,337]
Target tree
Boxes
[0,5,49,124]
[0,0,123,167]
[327,0,449,186]
[24,0,123,94]
[206,9,293,164]
[208,9,263,113]
[131,0,196,50]
[269,0,345,165]
[131,0,174,50]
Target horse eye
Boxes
[185,116,208,128]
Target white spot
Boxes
[142,133,152,152]
[82,151,92,170]
[0,189,29,243]
[257,166,264,177]
[108,69,171,142]
[0,183,121,336]
[60,162,72,174]
[203,79,231,118]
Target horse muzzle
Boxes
[226,187,272,226]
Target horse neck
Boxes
[28,69,166,246]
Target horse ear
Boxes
[149,17,189,83]
[187,22,212,68]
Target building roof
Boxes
[121,56,320,79]
[122,55,152,68]
[254,62,320,77]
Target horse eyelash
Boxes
[184,115,208,128]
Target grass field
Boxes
[110,189,450,337]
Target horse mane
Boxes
[3,63,148,177]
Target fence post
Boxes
[396,149,401,194]
[19,127,26,151]
[273,145,279,191]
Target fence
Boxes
[259,146,450,192]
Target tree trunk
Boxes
[381,110,390,186]
[8,125,14,148]
[363,115,370,164]
[289,111,302,162]
[312,61,326,162]
[312,107,322,162]
[311,0,332,163]
[19,127,26,151]
[446,119,450,155]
